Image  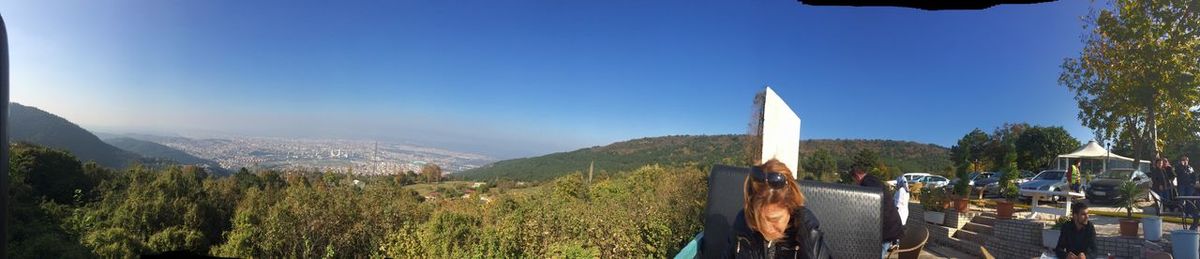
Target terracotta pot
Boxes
[1119,219,1140,237]
[996,200,1014,219]
[953,197,969,212]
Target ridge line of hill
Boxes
[457,134,951,182]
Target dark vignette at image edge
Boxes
[798,0,1055,10]
[2,12,11,259]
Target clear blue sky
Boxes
[5,0,1102,158]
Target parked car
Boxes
[983,171,1041,197]
[887,172,933,186]
[1086,168,1151,204]
[950,172,996,187]
[1019,170,1069,202]
[1017,170,1037,184]
[974,171,1003,196]
[914,175,950,189]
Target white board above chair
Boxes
[755,87,801,179]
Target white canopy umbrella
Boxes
[1056,140,1138,161]
[1055,141,1151,185]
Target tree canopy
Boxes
[951,124,1081,172]
[1059,0,1200,161]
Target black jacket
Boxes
[728,207,831,259]
[1177,165,1195,187]
[1054,220,1097,258]
[858,174,905,242]
[1150,167,1168,192]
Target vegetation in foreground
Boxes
[7,143,707,258]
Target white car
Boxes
[887,173,933,186]
[914,175,950,189]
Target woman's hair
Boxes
[743,159,806,239]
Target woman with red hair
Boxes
[729,159,830,259]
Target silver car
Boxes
[914,175,950,189]
[1018,170,1070,202]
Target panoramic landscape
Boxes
[3,0,1199,258]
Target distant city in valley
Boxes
[123,134,495,175]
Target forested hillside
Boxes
[458,135,951,182]
[8,103,141,168]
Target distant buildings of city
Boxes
[151,136,493,175]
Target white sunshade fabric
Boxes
[1055,140,1138,162]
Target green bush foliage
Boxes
[8,143,707,258]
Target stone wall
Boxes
[1096,236,1143,258]
[983,219,1045,258]
[906,204,924,226]
[928,224,984,257]
[943,209,976,229]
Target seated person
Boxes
[1055,203,1096,259]
[851,166,904,257]
[730,159,831,259]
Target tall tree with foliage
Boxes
[1059,0,1200,161]
[950,129,993,172]
[802,148,838,182]
[1015,126,1082,170]
[987,123,1029,171]
[998,145,1022,199]
[421,164,443,183]
[850,149,892,180]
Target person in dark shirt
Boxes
[851,166,903,258]
[729,159,831,259]
[1177,156,1198,229]
[1177,156,1195,197]
[1055,203,1096,259]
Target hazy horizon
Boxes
[6,0,1103,159]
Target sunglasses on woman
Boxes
[750,167,789,189]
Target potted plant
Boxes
[952,164,972,212]
[921,187,947,225]
[998,184,1020,219]
[1043,216,1069,249]
[996,155,1020,219]
[1117,181,1140,238]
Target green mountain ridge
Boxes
[456,135,952,182]
[8,102,142,169]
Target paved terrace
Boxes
[908,197,1192,258]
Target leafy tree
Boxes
[850,149,892,180]
[1015,126,1081,170]
[802,148,838,182]
[1059,0,1200,161]
[950,129,993,172]
[953,163,972,197]
[1165,139,1200,162]
[9,143,96,204]
[231,168,262,190]
[6,152,94,259]
[422,164,443,183]
[987,123,1029,171]
[998,145,1021,199]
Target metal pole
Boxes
[1105,142,1110,174]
